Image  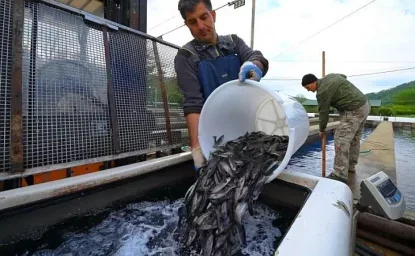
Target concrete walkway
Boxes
[349,121,415,224]
[349,121,397,201]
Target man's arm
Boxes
[174,51,204,149]
[185,113,200,149]
[231,34,269,77]
[317,92,331,133]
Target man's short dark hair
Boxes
[301,74,318,87]
[178,0,213,20]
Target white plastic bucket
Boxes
[198,79,310,183]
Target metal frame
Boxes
[10,0,25,173]
[1,0,186,181]
[40,0,179,49]
[102,26,121,154]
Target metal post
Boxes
[250,0,256,48]
[152,41,173,145]
[138,0,147,33]
[321,51,326,177]
[10,0,25,173]
[102,27,121,154]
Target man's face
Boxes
[184,2,216,43]
[304,82,317,92]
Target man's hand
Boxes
[191,147,206,171]
[320,131,326,139]
[238,61,263,82]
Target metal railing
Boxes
[0,0,187,179]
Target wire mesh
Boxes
[152,42,187,146]
[22,1,113,169]
[0,0,13,172]
[108,30,160,153]
[0,0,189,173]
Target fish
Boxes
[178,131,289,255]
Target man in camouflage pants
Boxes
[301,73,370,183]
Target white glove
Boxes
[238,61,263,82]
[191,147,206,171]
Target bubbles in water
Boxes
[26,199,281,256]
[240,203,281,256]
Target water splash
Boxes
[24,199,281,256]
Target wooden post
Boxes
[322,51,326,177]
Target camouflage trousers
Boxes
[333,100,370,179]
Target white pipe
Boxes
[0,152,192,211]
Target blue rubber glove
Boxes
[238,61,263,82]
[191,147,206,172]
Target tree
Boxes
[146,50,183,106]
[294,94,307,103]
[392,88,415,106]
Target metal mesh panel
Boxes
[22,1,112,168]
[0,0,13,172]
[152,42,187,145]
[108,31,161,153]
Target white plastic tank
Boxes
[198,79,310,183]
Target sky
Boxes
[146,0,415,100]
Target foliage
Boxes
[147,74,183,105]
[392,88,415,106]
[303,106,318,113]
[378,105,415,116]
[390,105,415,116]
[369,107,380,115]
[366,80,415,105]
[378,107,395,116]
[146,51,184,106]
[294,94,307,103]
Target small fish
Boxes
[234,177,245,202]
[208,185,235,205]
[179,132,289,255]
[263,159,280,175]
[211,177,231,194]
[194,210,217,230]
[203,232,214,256]
[235,202,247,225]
[213,134,225,146]
[186,227,197,246]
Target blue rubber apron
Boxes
[197,53,241,100]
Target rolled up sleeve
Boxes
[232,34,269,76]
[174,52,204,116]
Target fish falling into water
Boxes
[177,131,289,256]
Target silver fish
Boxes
[235,202,247,225]
[179,132,289,255]
[208,185,235,205]
[203,232,214,256]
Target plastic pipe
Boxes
[358,212,415,243]
[355,241,384,256]
[354,246,373,256]
[357,229,415,256]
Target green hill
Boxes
[366,80,415,105]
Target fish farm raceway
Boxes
[1,0,415,256]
